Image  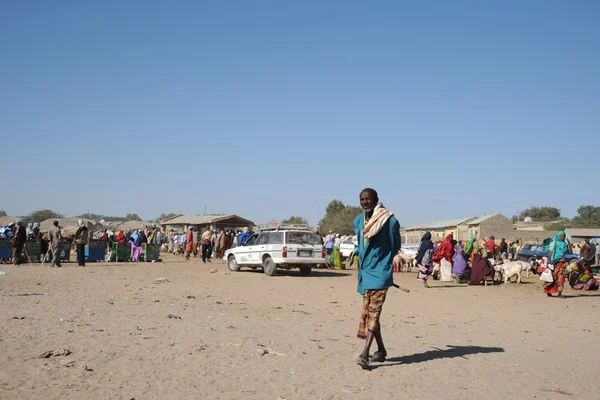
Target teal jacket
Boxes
[354,213,401,295]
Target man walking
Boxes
[201,228,214,263]
[12,220,26,265]
[354,188,401,369]
[48,220,62,268]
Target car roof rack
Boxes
[257,223,311,231]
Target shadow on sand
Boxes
[557,293,600,299]
[239,268,352,278]
[369,345,504,369]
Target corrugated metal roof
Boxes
[566,228,600,238]
[40,218,101,232]
[117,220,152,231]
[405,217,476,231]
[468,213,501,225]
[160,214,254,226]
[0,216,18,226]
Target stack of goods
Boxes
[0,223,15,239]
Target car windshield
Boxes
[286,231,322,245]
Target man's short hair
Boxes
[361,188,379,201]
[53,220,59,227]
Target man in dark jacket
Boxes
[12,221,27,265]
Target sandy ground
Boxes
[1,257,599,400]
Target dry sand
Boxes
[1,257,599,400]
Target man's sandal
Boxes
[369,351,387,362]
[356,354,369,369]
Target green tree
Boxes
[318,200,361,235]
[544,220,572,232]
[571,205,600,228]
[281,216,309,226]
[23,209,64,224]
[326,200,346,215]
[516,206,561,222]
[0,210,7,217]
[77,213,129,222]
[125,213,142,221]
[156,213,179,223]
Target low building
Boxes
[116,220,152,232]
[566,229,600,242]
[402,217,477,244]
[160,214,254,233]
[466,214,514,240]
[40,218,102,233]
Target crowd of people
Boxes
[411,230,599,295]
[165,227,252,262]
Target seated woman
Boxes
[568,262,599,291]
[452,243,470,283]
[468,253,495,285]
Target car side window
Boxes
[257,233,270,245]
[269,232,283,244]
[245,234,258,246]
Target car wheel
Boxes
[227,255,241,272]
[299,266,312,276]
[263,257,277,276]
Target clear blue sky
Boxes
[2,0,598,227]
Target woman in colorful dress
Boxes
[568,262,599,291]
[544,230,572,298]
[452,242,469,283]
[433,233,455,282]
[415,231,434,288]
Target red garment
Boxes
[12,224,26,247]
[100,233,109,241]
[485,240,496,255]
[433,234,454,262]
[117,232,126,243]
[544,261,565,295]
[185,230,194,252]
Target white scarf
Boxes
[362,203,393,240]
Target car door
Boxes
[252,233,270,264]
[238,234,258,264]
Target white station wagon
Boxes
[223,224,326,276]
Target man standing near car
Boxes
[354,188,401,369]
[324,231,335,257]
[580,239,594,266]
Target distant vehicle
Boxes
[340,236,418,259]
[340,236,356,259]
[400,246,418,257]
[516,243,580,265]
[223,224,326,276]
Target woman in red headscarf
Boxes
[432,234,455,282]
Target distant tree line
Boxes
[512,205,600,231]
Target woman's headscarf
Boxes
[465,234,477,257]
[550,230,568,264]
[132,230,140,244]
[537,256,548,274]
[415,231,433,264]
[435,233,455,262]
[78,219,84,227]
